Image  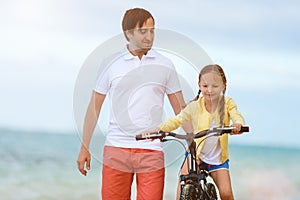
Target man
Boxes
[77,8,189,200]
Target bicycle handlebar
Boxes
[135,126,249,141]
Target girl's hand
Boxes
[231,123,242,134]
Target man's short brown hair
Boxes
[122,8,155,41]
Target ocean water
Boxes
[1,129,300,200]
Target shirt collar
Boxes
[123,46,156,60]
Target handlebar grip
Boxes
[135,134,146,140]
[240,126,250,133]
[135,131,165,140]
[215,126,250,134]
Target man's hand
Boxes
[77,147,91,176]
[140,128,160,141]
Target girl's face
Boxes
[199,72,225,103]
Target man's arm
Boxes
[167,91,193,133]
[77,91,106,176]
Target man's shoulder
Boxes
[148,49,174,65]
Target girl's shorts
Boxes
[200,159,229,173]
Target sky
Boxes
[0,0,300,148]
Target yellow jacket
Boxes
[160,96,245,163]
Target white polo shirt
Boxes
[95,48,181,150]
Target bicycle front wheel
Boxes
[205,183,218,200]
[180,183,198,200]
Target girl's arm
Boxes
[227,98,245,134]
[160,101,194,132]
[167,91,194,133]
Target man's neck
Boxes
[127,45,149,60]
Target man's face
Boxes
[126,18,155,52]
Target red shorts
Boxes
[101,146,165,200]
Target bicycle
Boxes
[136,126,249,200]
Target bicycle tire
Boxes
[180,183,198,200]
[205,183,218,200]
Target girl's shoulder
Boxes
[186,99,199,107]
[185,99,201,111]
[225,96,235,103]
[225,96,239,109]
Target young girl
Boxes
[159,64,245,200]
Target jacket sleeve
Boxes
[159,103,193,132]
